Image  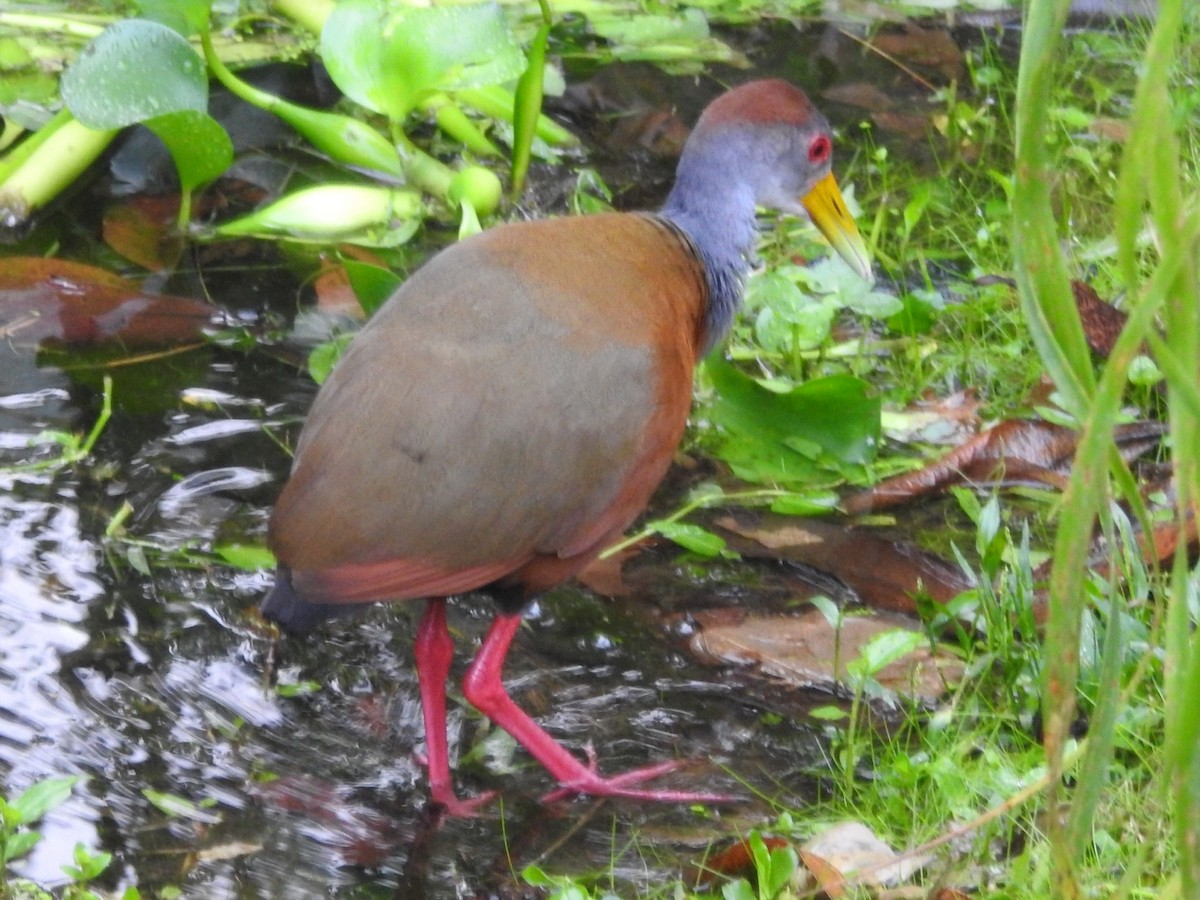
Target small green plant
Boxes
[1,776,79,872]
[718,831,797,900]
[0,377,113,476]
[0,775,121,900]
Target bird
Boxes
[262,78,872,815]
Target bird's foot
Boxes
[426,785,498,818]
[541,759,738,805]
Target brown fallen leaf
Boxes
[102,195,187,271]
[195,841,263,862]
[821,82,897,112]
[842,418,1165,515]
[871,25,965,82]
[0,257,218,349]
[1072,280,1130,358]
[798,821,930,892]
[690,607,965,702]
[713,512,971,614]
[871,110,932,141]
[690,834,792,888]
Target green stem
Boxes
[0,110,117,228]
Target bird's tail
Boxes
[261,566,360,634]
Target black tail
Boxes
[261,566,360,634]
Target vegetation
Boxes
[0,0,1197,897]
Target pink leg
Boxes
[413,599,494,816]
[463,611,733,804]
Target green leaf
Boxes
[653,521,727,557]
[704,355,880,487]
[511,19,550,194]
[9,776,79,826]
[142,789,221,824]
[275,680,321,698]
[307,333,355,385]
[2,829,42,863]
[143,109,233,194]
[136,0,210,36]
[321,0,526,122]
[592,9,708,50]
[847,629,924,679]
[62,19,207,129]
[342,259,403,317]
[809,704,847,721]
[64,841,112,881]
[214,543,276,572]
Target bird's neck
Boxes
[659,156,758,354]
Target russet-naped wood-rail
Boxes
[263,79,872,813]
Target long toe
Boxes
[427,788,499,818]
[540,760,740,805]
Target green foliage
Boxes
[60,18,207,126]
[321,1,525,122]
[703,355,880,488]
[0,777,114,900]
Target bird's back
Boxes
[268,213,708,609]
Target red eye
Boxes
[808,135,831,164]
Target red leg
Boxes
[413,599,494,816]
[463,611,733,804]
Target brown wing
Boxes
[269,213,706,605]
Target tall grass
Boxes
[1014,0,1198,894]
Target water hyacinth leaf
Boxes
[142,109,232,195]
[211,185,423,247]
[591,8,710,49]
[62,19,207,129]
[136,0,211,36]
[321,0,526,122]
[199,29,404,179]
[341,259,403,316]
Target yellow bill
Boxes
[801,171,873,284]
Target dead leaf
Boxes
[250,774,407,867]
[822,82,896,112]
[0,257,217,350]
[797,821,929,890]
[102,195,186,271]
[1089,117,1130,142]
[713,513,971,614]
[842,419,1165,515]
[690,608,965,702]
[871,110,932,141]
[195,841,263,862]
[691,834,793,887]
[871,26,964,82]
